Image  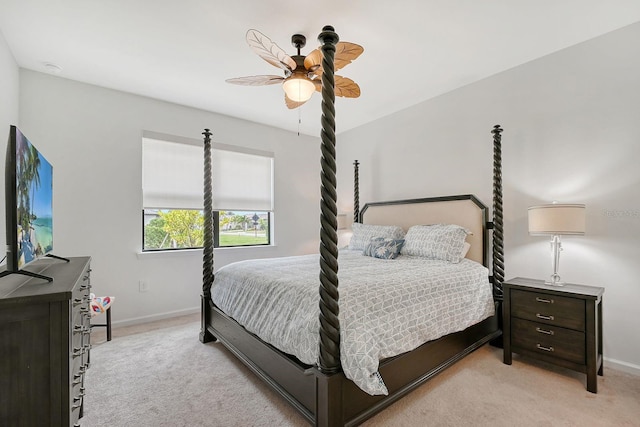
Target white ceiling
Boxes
[1,1,639,137]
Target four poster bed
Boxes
[199,26,505,427]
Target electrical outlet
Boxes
[139,280,149,292]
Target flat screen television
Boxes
[1,125,56,281]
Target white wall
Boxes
[337,23,640,372]
[17,70,321,325]
[0,30,20,255]
[0,30,18,133]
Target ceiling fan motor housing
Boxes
[291,55,306,72]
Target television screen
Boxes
[13,127,53,268]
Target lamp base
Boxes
[545,272,564,286]
[544,280,565,286]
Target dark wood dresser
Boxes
[503,277,604,393]
[0,256,92,426]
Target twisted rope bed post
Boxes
[317,25,341,375]
[353,160,360,224]
[200,128,216,343]
[491,124,504,301]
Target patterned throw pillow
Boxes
[90,293,115,317]
[363,237,405,260]
[348,223,405,251]
[400,224,470,263]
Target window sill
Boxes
[136,245,277,260]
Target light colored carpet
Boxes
[83,315,640,426]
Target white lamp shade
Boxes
[283,76,315,102]
[528,204,586,235]
[337,213,348,230]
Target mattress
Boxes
[211,249,494,395]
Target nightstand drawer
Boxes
[511,289,585,331]
[511,318,585,364]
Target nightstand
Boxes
[503,277,604,393]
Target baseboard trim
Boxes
[604,357,640,376]
[111,306,200,328]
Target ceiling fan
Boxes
[226,29,363,109]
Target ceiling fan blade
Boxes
[284,93,308,109]
[304,49,322,74]
[311,76,360,97]
[246,29,297,72]
[305,42,364,77]
[226,75,284,86]
[335,42,364,72]
[334,75,361,98]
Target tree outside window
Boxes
[143,209,269,250]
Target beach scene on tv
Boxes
[16,130,53,268]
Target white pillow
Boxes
[348,223,405,251]
[400,224,471,263]
[460,241,471,259]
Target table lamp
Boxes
[528,203,586,285]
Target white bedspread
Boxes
[211,250,494,395]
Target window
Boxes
[141,132,273,251]
[142,209,270,249]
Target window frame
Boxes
[141,131,274,252]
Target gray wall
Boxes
[337,23,640,373]
[0,32,18,130]
[16,70,322,325]
[0,30,20,250]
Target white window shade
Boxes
[143,136,273,212]
[212,149,273,211]
[143,138,203,209]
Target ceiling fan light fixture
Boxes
[282,75,315,102]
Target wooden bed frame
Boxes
[199,25,505,427]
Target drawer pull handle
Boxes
[536,313,554,321]
[536,297,554,304]
[536,344,554,352]
[536,327,554,335]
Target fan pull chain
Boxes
[298,107,302,136]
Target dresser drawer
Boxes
[511,317,585,364]
[71,287,90,326]
[71,289,89,360]
[511,289,585,331]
